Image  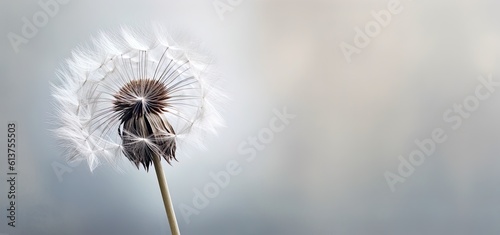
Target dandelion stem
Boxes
[153,155,180,235]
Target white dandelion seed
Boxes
[52,23,225,235]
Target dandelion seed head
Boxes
[52,23,225,171]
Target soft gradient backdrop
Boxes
[2,0,500,234]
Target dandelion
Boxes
[52,24,225,235]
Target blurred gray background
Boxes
[2,0,500,234]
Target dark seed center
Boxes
[113,79,169,121]
[113,79,177,171]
